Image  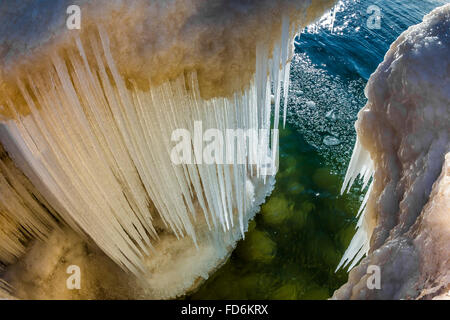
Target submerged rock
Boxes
[237,230,277,263]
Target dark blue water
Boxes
[191,0,448,300]
[298,0,448,81]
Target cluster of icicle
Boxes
[0,16,295,275]
[336,137,374,271]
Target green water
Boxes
[190,124,363,300]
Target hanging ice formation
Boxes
[0,13,297,275]
[0,143,56,264]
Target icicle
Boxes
[280,14,292,128]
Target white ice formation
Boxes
[0,0,335,298]
[334,4,449,299]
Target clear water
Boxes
[190,0,448,300]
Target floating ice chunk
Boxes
[336,4,450,280]
[323,135,341,146]
[306,100,316,108]
[0,17,297,274]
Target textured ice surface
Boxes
[334,3,450,299]
[0,144,55,264]
[0,0,335,299]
